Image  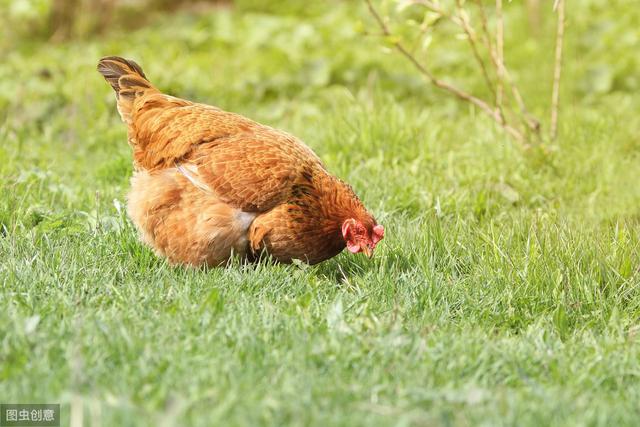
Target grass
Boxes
[1,1,640,426]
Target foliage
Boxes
[1,1,640,426]
[363,0,566,143]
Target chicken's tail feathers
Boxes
[97,56,157,123]
[97,56,150,94]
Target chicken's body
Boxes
[98,57,381,266]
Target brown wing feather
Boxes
[128,94,252,169]
[191,131,324,212]
[128,94,324,210]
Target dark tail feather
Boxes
[97,56,150,96]
[97,56,157,123]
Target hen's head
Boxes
[341,218,384,258]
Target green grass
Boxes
[2,1,640,426]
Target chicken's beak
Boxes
[362,244,373,258]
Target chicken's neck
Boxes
[320,175,376,233]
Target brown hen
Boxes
[97,56,383,266]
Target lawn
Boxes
[1,1,640,426]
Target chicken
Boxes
[97,56,384,266]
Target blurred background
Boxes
[1,0,639,230]
[1,0,639,221]
[2,0,639,112]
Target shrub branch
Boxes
[495,0,505,113]
[474,0,540,134]
[364,0,525,143]
[550,0,565,140]
[455,0,498,104]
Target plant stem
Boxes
[495,0,504,114]
[550,0,565,140]
[364,0,525,143]
[455,0,497,102]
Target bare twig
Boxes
[495,0,504,113]
[364,0,525,143]
[414,0,499,105]
[474,0,540,134]
[454,0,497,101]
[550,0,565,140]
[474,0,494,53]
